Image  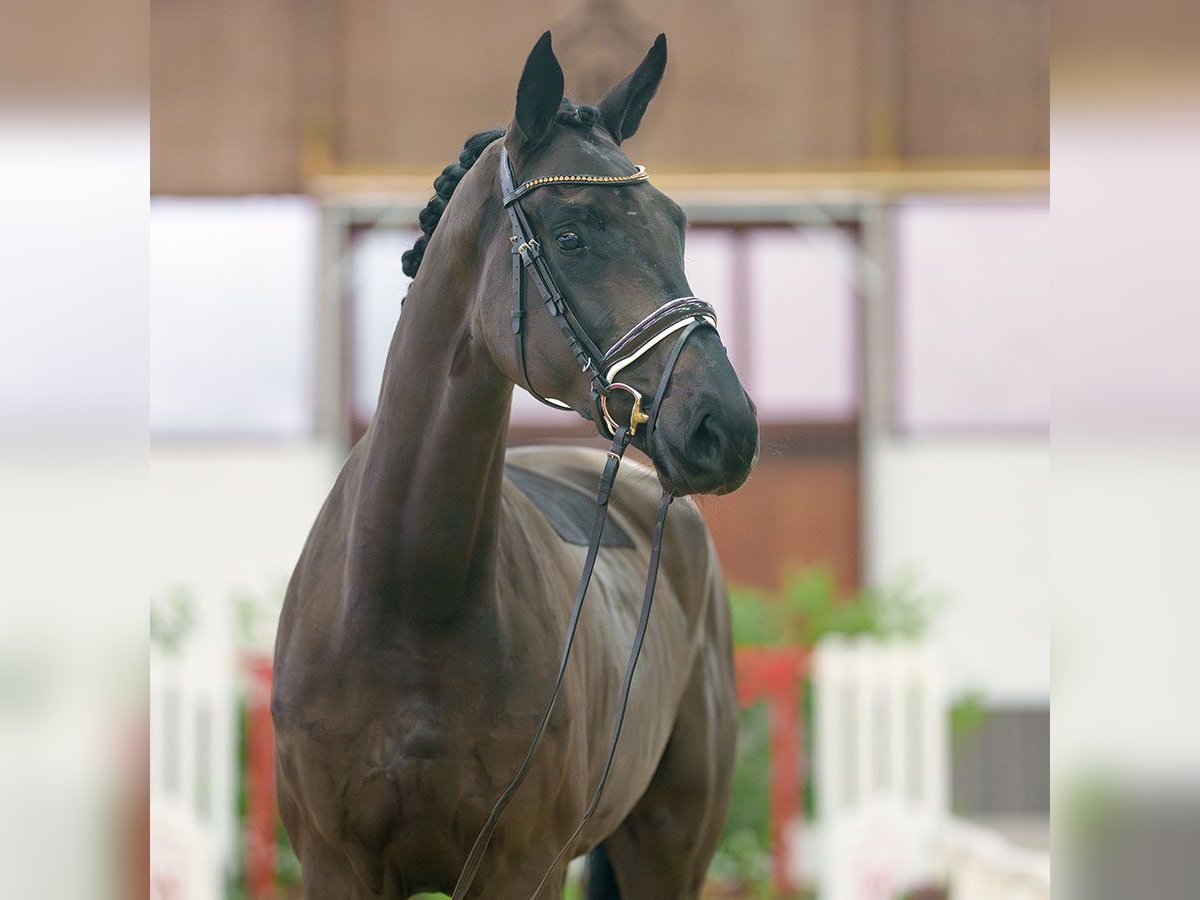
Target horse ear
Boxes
[512,31,564,148]
[598,34,667,145]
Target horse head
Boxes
[446,32,759,496]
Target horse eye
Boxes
[556,231,584,252]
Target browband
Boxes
[502,166,650,205]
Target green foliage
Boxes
[949,690,988,743]
[150,586,196,654]
[715,564,942,891]
[711,702,773,891]
[730,565,939,648]
[232,580,289,650]
[1059,770,1125,845]
[946,689,993,818]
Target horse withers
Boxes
[272,31,758,899]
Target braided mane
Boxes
[400,129,502,278]
[401,100,602,280]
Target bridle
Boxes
[499,145,717,443]
[449,146,720,899]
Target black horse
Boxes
[273,32,758,898]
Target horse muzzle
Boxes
[651,383,758,496]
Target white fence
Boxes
[809,637,947,900]
[806,637,1051,899]
[149,643,239,900]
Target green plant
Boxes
[232,581,289,650]
[949,690,989,745]
[150,586,196,654]
[730,565,938,649]
[713,702,773,891]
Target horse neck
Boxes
[347,195,513,626]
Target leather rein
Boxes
[449,148,718,899]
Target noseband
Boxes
[450,148,721,899]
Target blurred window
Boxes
[745,226,859,421]
[0,116,146,435]
[681,227,738,365]
[894,198,1050,433]
[349,227,416,428]
[150,197,318,437]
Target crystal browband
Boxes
[502,166,649,204]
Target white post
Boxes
[814,637,948,900]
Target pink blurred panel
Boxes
[351,228,416,426]
[748,228,859,422]
[1054,114,1200,433]
[895,199,1049,432]
[683,228,739,368]
[151,197,318,436]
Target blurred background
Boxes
[147,1,1050,897]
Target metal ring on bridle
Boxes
[600,382,650,436]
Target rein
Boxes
[448,148,718,899]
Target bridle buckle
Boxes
[512,238,540,262]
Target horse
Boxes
[272,31,759,899]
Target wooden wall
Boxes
[151,0,1049,194]
[702,439,861,593]
[900,0,1050,159]
[151,0,307,194]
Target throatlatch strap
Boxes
[512,230,570,411]
[450,427,632,900]
[502,150,608,413]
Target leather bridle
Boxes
[499,145,717,442]
[449,147,721,900]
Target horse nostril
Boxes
[686,413,724,468]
